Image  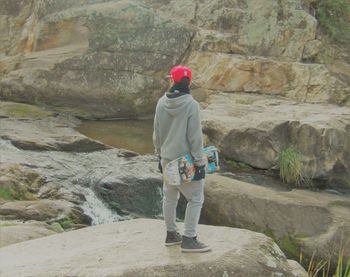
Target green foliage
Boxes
[316,0,350,44]
[58,214,84,230]
[58,217,75,229]
[278,146,304,186]
[0,188,13,200]
[0,187,34,201]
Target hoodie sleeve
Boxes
[187,101,205,166]
[153,101,161,156]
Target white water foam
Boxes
[79,186,123,225]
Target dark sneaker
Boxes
[181,236,211,253]
[165,231,182,246]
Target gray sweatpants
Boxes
[162,160,205,237]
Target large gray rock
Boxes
[0,218,307,277]
[201,93,350,188]
[202,175,350,268]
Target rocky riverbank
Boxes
[0,101,163,247]
[1,100,349,273]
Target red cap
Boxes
[170,65,192,83]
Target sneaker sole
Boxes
[165,241,182,247]
[181,246,211,253]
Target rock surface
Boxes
[0,220,56,248]
[0,218,307,277]
[202,174,350,267]
[0,199,83,222]
[201,93,350,188]
[188,51,348,104]
[0,101,109,151]
[0,163,45,198]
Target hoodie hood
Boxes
[160,93,194,117]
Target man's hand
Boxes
[193,165,205,180]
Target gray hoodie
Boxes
[153,93,204,166]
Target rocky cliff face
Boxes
[0,0,349,119]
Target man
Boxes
[153,65,210,253]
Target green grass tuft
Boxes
[278,146,305,187]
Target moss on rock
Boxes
[0,102,53,118]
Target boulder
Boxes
[92,176,163,217]
[201,93,350,188]
[0,101,110,151]
[202,175,350,267]
[0,218,307,277]
[0,220,56,248]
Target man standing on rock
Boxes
[153,65,210,253]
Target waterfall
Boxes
[79,186,124,225]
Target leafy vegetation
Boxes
[316,0,350,44]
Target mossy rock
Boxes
[0,164,45,201]
[277,235,302,261]
[0,101,53,119]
